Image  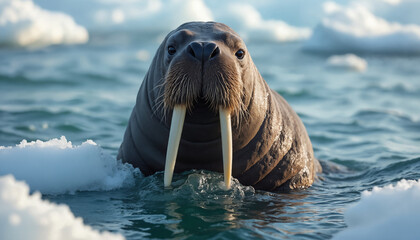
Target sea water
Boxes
[1,34,420,239]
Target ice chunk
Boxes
[0,136,139,194]
[0,175,125,240]
[333,179,420,240]
[326,54,367,72]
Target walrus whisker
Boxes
[152,93,167,123]
[151,77,168,120]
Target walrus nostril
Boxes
[187,42,219,62]
[187,42,203,61]
[204,42,219,60]
[210,46,220,59]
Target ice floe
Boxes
[333,179,420,240]
[0,175,125,240]
[0,136,139,194]
[326,54,367,72]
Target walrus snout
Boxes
[164,38,242,114]
[187,41,220,62]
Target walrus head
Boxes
[153,22,254,189]
[163,23,246,114]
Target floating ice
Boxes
[0,136,139,195]
[333,179,420,240]
[0,175,125,240]
[304,2,420,53]
[0,0,88,48]
[326,54,367,72]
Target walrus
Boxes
[118,22,321,191]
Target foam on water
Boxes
[0,175,125,240]
[137,170,255,203]
[0,136,139,194]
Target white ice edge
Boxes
[0,175,125,240]
[0,136,138,195]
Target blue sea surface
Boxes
[1,34,420,239]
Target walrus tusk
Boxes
[164,105,186,188]
[219,107,232,189]
[164,105,232,190]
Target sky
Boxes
[1,0,420,51]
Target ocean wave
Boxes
[353,109,412,121]
[381,157,420,177]
[352,109,419,133]
[137,170,255,202]
[0,73,78,86]
[366,82,420,96]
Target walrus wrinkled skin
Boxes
[118,22,321,191]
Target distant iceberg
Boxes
[0,136,139,194]
[0,175,125,240]
[326,54,367,72]
[333,178,420,240]
[0,0,88,48]
[304,2,420,54]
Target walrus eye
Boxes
[168,46,176,55]
[235,49,245,59]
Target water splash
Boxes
[137,170,255,202]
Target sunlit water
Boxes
[1,34,420,239]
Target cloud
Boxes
[32,0,310,43]
[90,0,213,32]
[0,0,88,48]
[215,3,311,42]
